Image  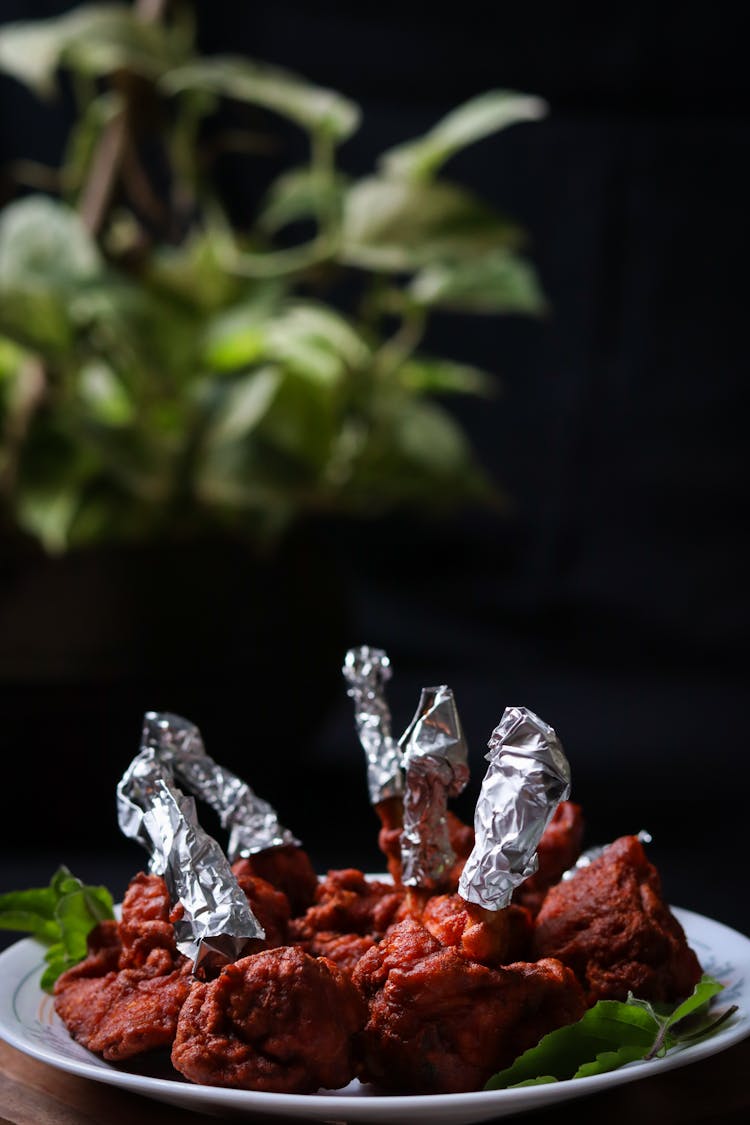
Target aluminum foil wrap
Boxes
[458,706,571,910]
[143,710,300,860]
[117,737,265,978]
[343,645,404,806]
[399,686,470,887]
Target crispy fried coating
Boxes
[533,834,703,1004]
[352,918,585,1093]
[422,894,533,965]
[231,846,318,915]
[171,946,366,1092]
[231,870,291,949]
[292,868,407,940]
[54,873,192,1061]
[298,931,377,974]
[513,801,585,915]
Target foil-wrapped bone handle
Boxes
[458,706,571,910]
[343,645,404,805]
[117,731,265,978]
[143,711,300,860]
[399,685,470,888]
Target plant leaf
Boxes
[0,4,180,97]
[409,250,546,315]
[380,90,546,181]
[486,978,730,1090]
[161,57,361,141]
[258,167,349,234]
[0,196,104,353]
[0,867,115,991]
[666,975,727,1030]
[398,356,497,397]
[340,177,519,271]
[486,1001,661,1089]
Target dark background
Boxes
[1,3,748,938]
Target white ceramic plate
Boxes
[0,906,748,1125]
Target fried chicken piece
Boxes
[172,945,366,1092]
[231,845,318,916]
[292,868,407,938]
[422,894,533,965]
[352,917,585,1093]
[54,873,193,1061]
[298,931,377,974]
[231,870,291,949]
[513,801,585,915]
[533,834,703,1004]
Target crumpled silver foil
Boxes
[458,706,571,910]
[343,646,404,806]
[399,686,470,887]
[117,734,265,978]
[143,710,300,860]
[561,829,652,880]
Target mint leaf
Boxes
[486,1001,658,1089]
[0,866,115,991]
[666,975,725,1030]
[574,1045,648,1078]
[486,977,730,1090]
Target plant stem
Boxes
[77,0,170,236]
[375,304,427,378]
[0,358,47,498]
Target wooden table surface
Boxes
[2,1034,749,1125]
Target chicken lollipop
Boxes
[144,710,318,915]
[533,833,703,1004]
[352,706,586,1093]
[352,916,584,1093]
[289,867,409,973]
[171,945,366,1092]
[425,705,573,966]
[344,647,474,889]
[342,645,406,882]
[54,872,193,1061]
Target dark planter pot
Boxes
[0,529,351,853]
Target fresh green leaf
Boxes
[205,302,369,385]
[487,1000,659,1089]
[40,944,69,993]
[204,316,267,372]
[77,361,135,427]
[380,90,546,181]
[574,1045,648,1079]
[258,167,349,234]
[409,250,546,315]
[0,196,104,353]
[161,57,361,142]
[0,867,115,991]
[486,978,730,1090]
[0,906,59,942]
[666,975,726,1030]
[203,366,281,445]
[399,356,497,397]
[340,177,519,271]
[0,4,179,98]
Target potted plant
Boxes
[0,1,545,846]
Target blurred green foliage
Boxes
[0,2,546,553]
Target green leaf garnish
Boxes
[486,976,734,1089]
[0,866,115,992]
